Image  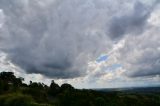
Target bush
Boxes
[0,93,34,106]
[95,97,107,106]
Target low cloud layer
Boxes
[0,0,160,82]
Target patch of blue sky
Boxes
[110,64,122,70]
[102,64,122,72]
[96,54,108,62]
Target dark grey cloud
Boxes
[0,0,110,78]
[107,1,157,40]
[0,0,159,80]
[127,52,160,78]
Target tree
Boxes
[95,97,106,106]
[0,93,34,106]
[0,80,9,93]
[48,80,60,96]
[60,83,74,91]
[0,72,15,82]
[0,72,24,87]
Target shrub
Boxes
[0,93,34,106]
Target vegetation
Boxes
[0,71,160,106]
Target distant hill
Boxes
[95,86,160,93]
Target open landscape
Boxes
[0,0,160,106]
[0,71,160,106]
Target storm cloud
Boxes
[107,1,158,40]
[0,0,110,78]
[0,0,159,81]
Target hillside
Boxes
[0,71,160,106]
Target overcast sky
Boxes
[0,0,160,88]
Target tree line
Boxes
[0,71,160,106]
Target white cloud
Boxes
[0,9,5,28]
[0,0,159,88]
[148,6,160,27]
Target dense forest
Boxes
[0,71,160,106]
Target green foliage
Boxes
[48,80,60,96]
[95,97,106,106]
[0,71,160,106]
[0,80,9,93]
[0,93,34,106]
[29,82,45,90]
[0,72,23,88]
[60,83,74,91]
[22,88,48,103]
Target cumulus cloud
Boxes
[0,0,159,85]
[119,27,160,77]
[0,0,111,78]
[107,1,158,40]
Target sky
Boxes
[0,0,160,88]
